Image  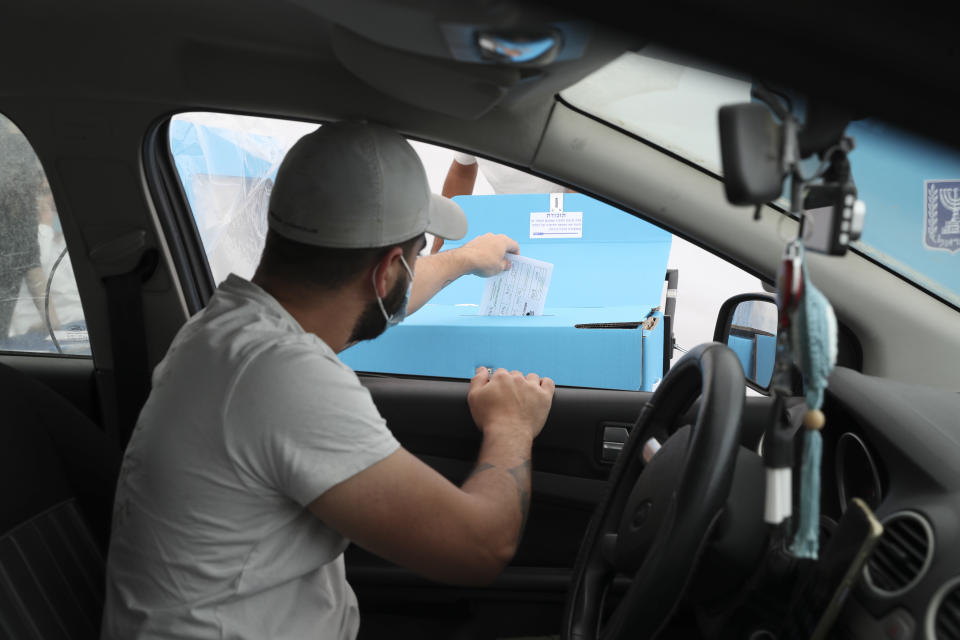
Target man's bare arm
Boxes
[432,156,480,254]
[408,232,519,314]
[309,368,553,585]
[442,157,479,200]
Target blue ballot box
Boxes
[341,194,672,391]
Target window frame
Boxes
[154,110,785,391]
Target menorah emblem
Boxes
[939,187,960,235]
[925,180,960,253]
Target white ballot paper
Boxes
[479,254,553,316]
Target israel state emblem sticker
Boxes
[925,180,960,254]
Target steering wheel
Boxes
[561,343,746,640]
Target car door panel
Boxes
[349,375,773,594]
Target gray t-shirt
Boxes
[102,275,400,639]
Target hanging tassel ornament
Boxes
[791,409,825,558]
[787,244,838,560]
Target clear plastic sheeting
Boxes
[169,113,318,283]
[0,114,89,355]
[169,113,556,283]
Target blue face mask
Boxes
[373,255,414,329]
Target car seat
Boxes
[0,362,121,638]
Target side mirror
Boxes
[718,103,786,205]
[713,293,778,392]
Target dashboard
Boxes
[819,368,960,640]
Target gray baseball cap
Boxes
[268,121,467,248]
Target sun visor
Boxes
[330,25,522,119]
[296,1,589,64]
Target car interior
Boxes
[1,1,959,639]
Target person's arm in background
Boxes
[24,266,60,331]
[23,186,60,331]
[432,153,480,254]
[408,232,518,314]
[27,186,61,331]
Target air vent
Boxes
[933,582,960,640]
[864,511,934,597]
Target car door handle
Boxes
[600,423,632,462]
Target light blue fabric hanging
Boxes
[788,244,838,559]
[790,258,838,411]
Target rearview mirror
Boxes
[713,293,778,391]
[718,103,786,205]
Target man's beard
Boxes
[347,272,409,345]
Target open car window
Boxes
[0,113,90,356]
[168,112,763,391]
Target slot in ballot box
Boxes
[341,193,672,391]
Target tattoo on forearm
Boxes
[465,462,495,482]
[507,460,532,539]
[465,459,532,541]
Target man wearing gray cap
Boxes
[102,122,555,640]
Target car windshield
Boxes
[562,50,960,308]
